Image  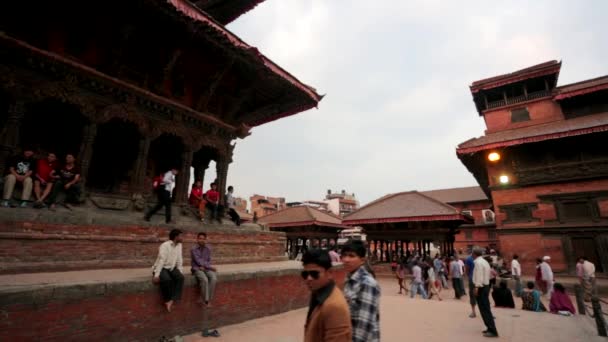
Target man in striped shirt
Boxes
[341,241,380,342]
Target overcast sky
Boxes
[218,0,608,206]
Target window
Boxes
[511,108,530,123]
[465,230,473,240]
[499,203,539,223]
[488,230,497,240]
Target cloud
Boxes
[224,0,608,205]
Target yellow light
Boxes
[488,152,501,162]
[499,175,510,184]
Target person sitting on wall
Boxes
[189,180,206,221]
[33,152,59,209]
[152,228,184,313]
[48,153,81,210]
[2,147,36,208]
[225,185,241,226]
[204,182,223,224]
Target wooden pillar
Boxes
[215,153,230,204]
[405,241,410,257]
[78,122,97,189]
[130,136,151,194]
[0,101,26,176]
[418,240,422,255]
[175,148,193,205]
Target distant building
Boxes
[286,200,329,211]
[250,194,286,218]
[325,189,359,217]
[422,186,497,254]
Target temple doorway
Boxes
[0,91,10,129]
[20,99,87,158]
[88,118,141,193]
[148,133,184,184]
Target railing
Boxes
[485,90,552,110]
[574,283,608,336]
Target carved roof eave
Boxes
[194,0,266,25]
[156,0,323,123]
[0,33,238,139]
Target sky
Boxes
[215,0,608,206]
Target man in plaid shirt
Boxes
[341,241,380,342]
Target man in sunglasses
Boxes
[341,240,380,342]
[302,249,352,342]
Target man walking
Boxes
[472,247,498,338]
[410,260,428,299]
[152,229,184,312]
[577,256,596,301]
[341,240,380,342]
[302,249,351,342]
[145,168,178,224]
[540,256,554,298]
[511,254,522,297]
[434,254,448,289]
[225,185,241,226]
[450,256,464,299]
[465,253,477,318]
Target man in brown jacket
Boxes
[302,249,352,342]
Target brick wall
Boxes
[490,179,608,228]
[454,227,497,252]
[0,267,346,341]
[483,99,564,133]
[0,221,287,274]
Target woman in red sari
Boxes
[549,283,576,315]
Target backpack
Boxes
[152,174,163,191]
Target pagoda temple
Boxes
[0,0,322,211]
[457,60,608,275]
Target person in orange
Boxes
[189,180,206,221]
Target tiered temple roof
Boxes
[193,0,266,25]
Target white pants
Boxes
[3,174,32,201]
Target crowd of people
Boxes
[1,148,82,210]
[387,247,597,338]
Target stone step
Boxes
[0,208,287,274]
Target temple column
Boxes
[78,122,97,189]
[130,136,152,194]
[195,158,210,187]
[175,148,193,205]
[215,153,230,204]
[0,101,26,176]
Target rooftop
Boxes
[343,191,470,225]
[457,111,608,154]
[193,0,266,25]
[421,186,488,204]
[258,205,345,228]
[470,60,561,93]
[555,75,608,100]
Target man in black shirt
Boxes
[48,154,81,210]
[2,148,36,208]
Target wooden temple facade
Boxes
[457,60,608,275]
[0,0,321,212]
[258,206,346,259]
[343,191,472,262]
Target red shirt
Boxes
[205,189,220,203]
[189,186,203,206]
[36,159,57,183]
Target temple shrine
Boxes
[342,191,472,262]
[0,1,325,340]
[457,60,608,275]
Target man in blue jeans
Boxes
[410,261,428,299]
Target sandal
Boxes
[202,329,220,337]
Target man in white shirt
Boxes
[225,185,241,226]
[145,168,178,224]
[152,229,184,312]
[410,261,428,299]
[472,247,498,338]
[511,254,522,297]
[540,256,554,298]
[577,256,596,300]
